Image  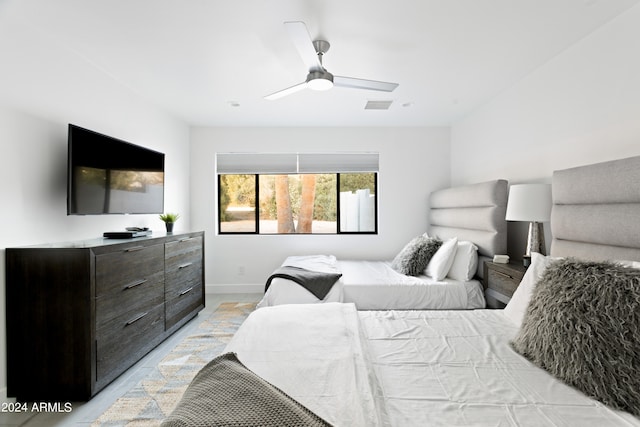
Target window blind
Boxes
[216,152,379,174]
[215,153,298,174]
[297,153,379,173]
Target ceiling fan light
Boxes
[307,78,333,91]
[306,70,334,91]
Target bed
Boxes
[163,156,640,426]
[256,179,509,310]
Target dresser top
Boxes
[8,231,203,249]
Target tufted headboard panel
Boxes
[550,155,640,262]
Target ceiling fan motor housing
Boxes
[306,70,334,90]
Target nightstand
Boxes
[483,261,527,308]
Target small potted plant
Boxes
[159,213,180,233]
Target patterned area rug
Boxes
[92,302,256,426]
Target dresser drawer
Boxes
[486,268,520,297]
[95,277,164,330]
[96,303,165,388]
[484,261,527,309]
[165,236,203,295]
[165,285,203,330]
[95,244,164,298]
[165,236,203,270]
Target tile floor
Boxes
[0,293,261,427]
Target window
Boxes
[218,174,257,233]
[338,173,376,232]
[216,153,378,235]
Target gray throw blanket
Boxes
[162,352,332,427]
[265,266,342,300]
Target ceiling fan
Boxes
[265,21,399,100]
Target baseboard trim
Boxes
[205,284,263,294]
[1,387,10,402]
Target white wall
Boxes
[451,4,640,258]
[190,127,451,290]
[0,13,190,399]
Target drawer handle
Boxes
[179,286,194,296]
[180,237,194,242]
[178,262,193,269]
[123,279,147,290]
[494,271,514,280]
[125,312,148,326]
[125,246,145,253]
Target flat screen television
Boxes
[67,124,165,215]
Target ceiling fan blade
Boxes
[334,76,399,92]
[284,21,323,72]
[264,81,307,100]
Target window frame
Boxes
[217,174,260,234]
[217,172,378,235]
[336,172,378,235]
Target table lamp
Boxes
[505,184,552,266]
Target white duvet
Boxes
[226,303,640,427]
[225,303,383,426]
[257,255,485,310]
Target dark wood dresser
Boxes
[6,231,204,401]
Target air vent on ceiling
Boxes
[364,100,393,110]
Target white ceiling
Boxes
[4,0,639,127]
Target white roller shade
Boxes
[216,153,298,174]
[298,152,379,173]
[216,152,379,174]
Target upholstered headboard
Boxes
[428,179,508,261]
[551,155,640,262]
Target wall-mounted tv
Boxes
[67,124,165,215]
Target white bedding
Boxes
[226,303,640,427]
[257,255,485,310]
[225,303,383,426]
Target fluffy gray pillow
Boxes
[511,258,640,416]
[391,235,441,276]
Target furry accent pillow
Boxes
[511,259,640,416]
[391,235,442,276]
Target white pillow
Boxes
[504,252,560,328]
[425,237,458,280]
[446,241,478,281]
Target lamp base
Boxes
[525,221,546,257]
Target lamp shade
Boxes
[505,184,552,222]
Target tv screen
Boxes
[67,124,165,215]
